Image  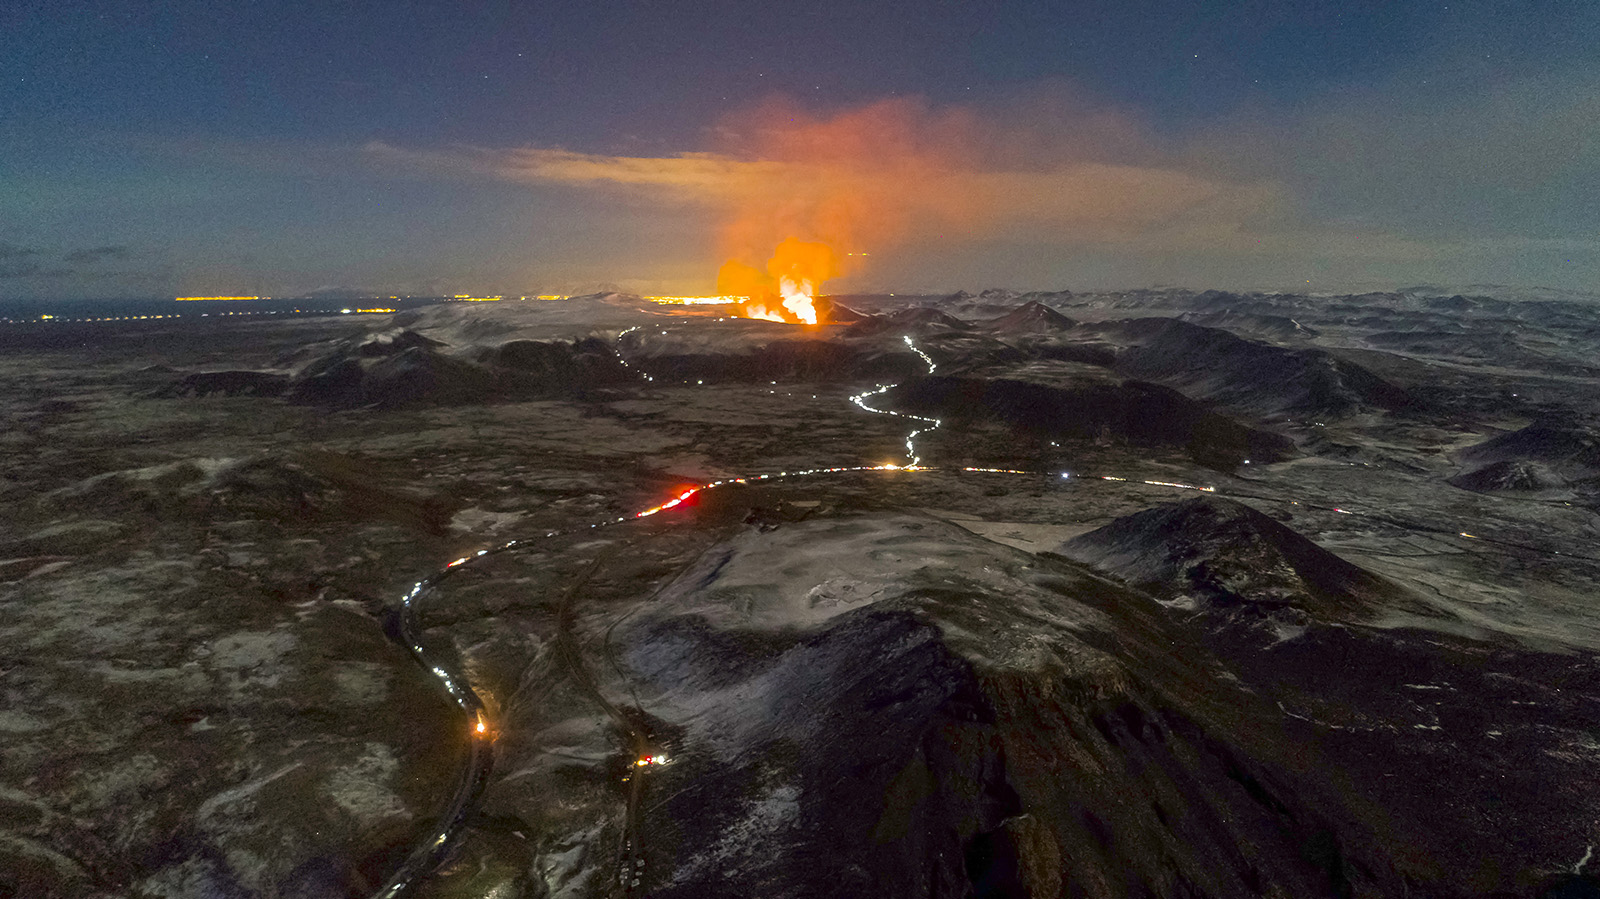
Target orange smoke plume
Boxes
[712,100,936,320]
[718,237,838,324]
[374,91,1285,297]
[710,95,1176,320]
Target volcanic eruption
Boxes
[718,236,839,325]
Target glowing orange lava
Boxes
[718,237,839,325]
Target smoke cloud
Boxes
[368,93,1285,288]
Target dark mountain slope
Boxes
[984,301,1077,334]
[1089,318,1415,419]
[1055,496,1416,624]
[885,375,1294,469]
[1460,422,1600,479]
[850,306,976,337]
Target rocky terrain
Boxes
[3,286,1599,898]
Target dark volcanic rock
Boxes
[357,345,498,407]
[594,511,1600,899]
[286,353,368,405]
[612,517,1395,899]
[159,369,291,397]
[286,327,485,407]
[962,301,1116,366]
[815,296,868,322]
[633,604,1383,899]
[850,306,975,337]
[1030,341,1116,366]
[1449,459,1568,492]
[480,336,632,387]
[1091,318,1414,419]
[621,333,925,383]
[1178,309,1320,341]
[1459,422,1600,479]
[483,337,585,374]
[36,454,459,536]
[984,301,1077,333]
[354,328,445,357]
[286,331,629,407]
[885,375,1293,469]
[1056,496,1412,623]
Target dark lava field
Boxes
[3,287,1600,899]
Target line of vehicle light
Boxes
[612,326,655,383]
[846,335,943,465]
[643,296,739,306]
[1100,474,1216,492]
[0,308,391,325]
[903,334,936,372]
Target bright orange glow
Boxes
[635,487,701,519]
[646,295,740,306]
[779,278,817,325]
[719,237,837,324]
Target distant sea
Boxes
[0,296,446,324]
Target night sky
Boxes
[4,0,1597,299]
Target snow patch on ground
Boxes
[331,662,391,706]
[10,557,199,652]
[541,823,606,899]
[195,762,305,892]
[647,513,1067,632]
[137,855,235,899]
[670,782,800,885]
[622,513,1119,761]
[327,742,409,825]
[0,710,48,734]
[208,628,298,696]
[0,831,88,881]
[449,506,526,536]
[66,752,170,816]
[924,509,1099,552]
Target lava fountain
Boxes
[718,237,839,325]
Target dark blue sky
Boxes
[4,0,1598,297]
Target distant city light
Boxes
[645,295,739,305]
